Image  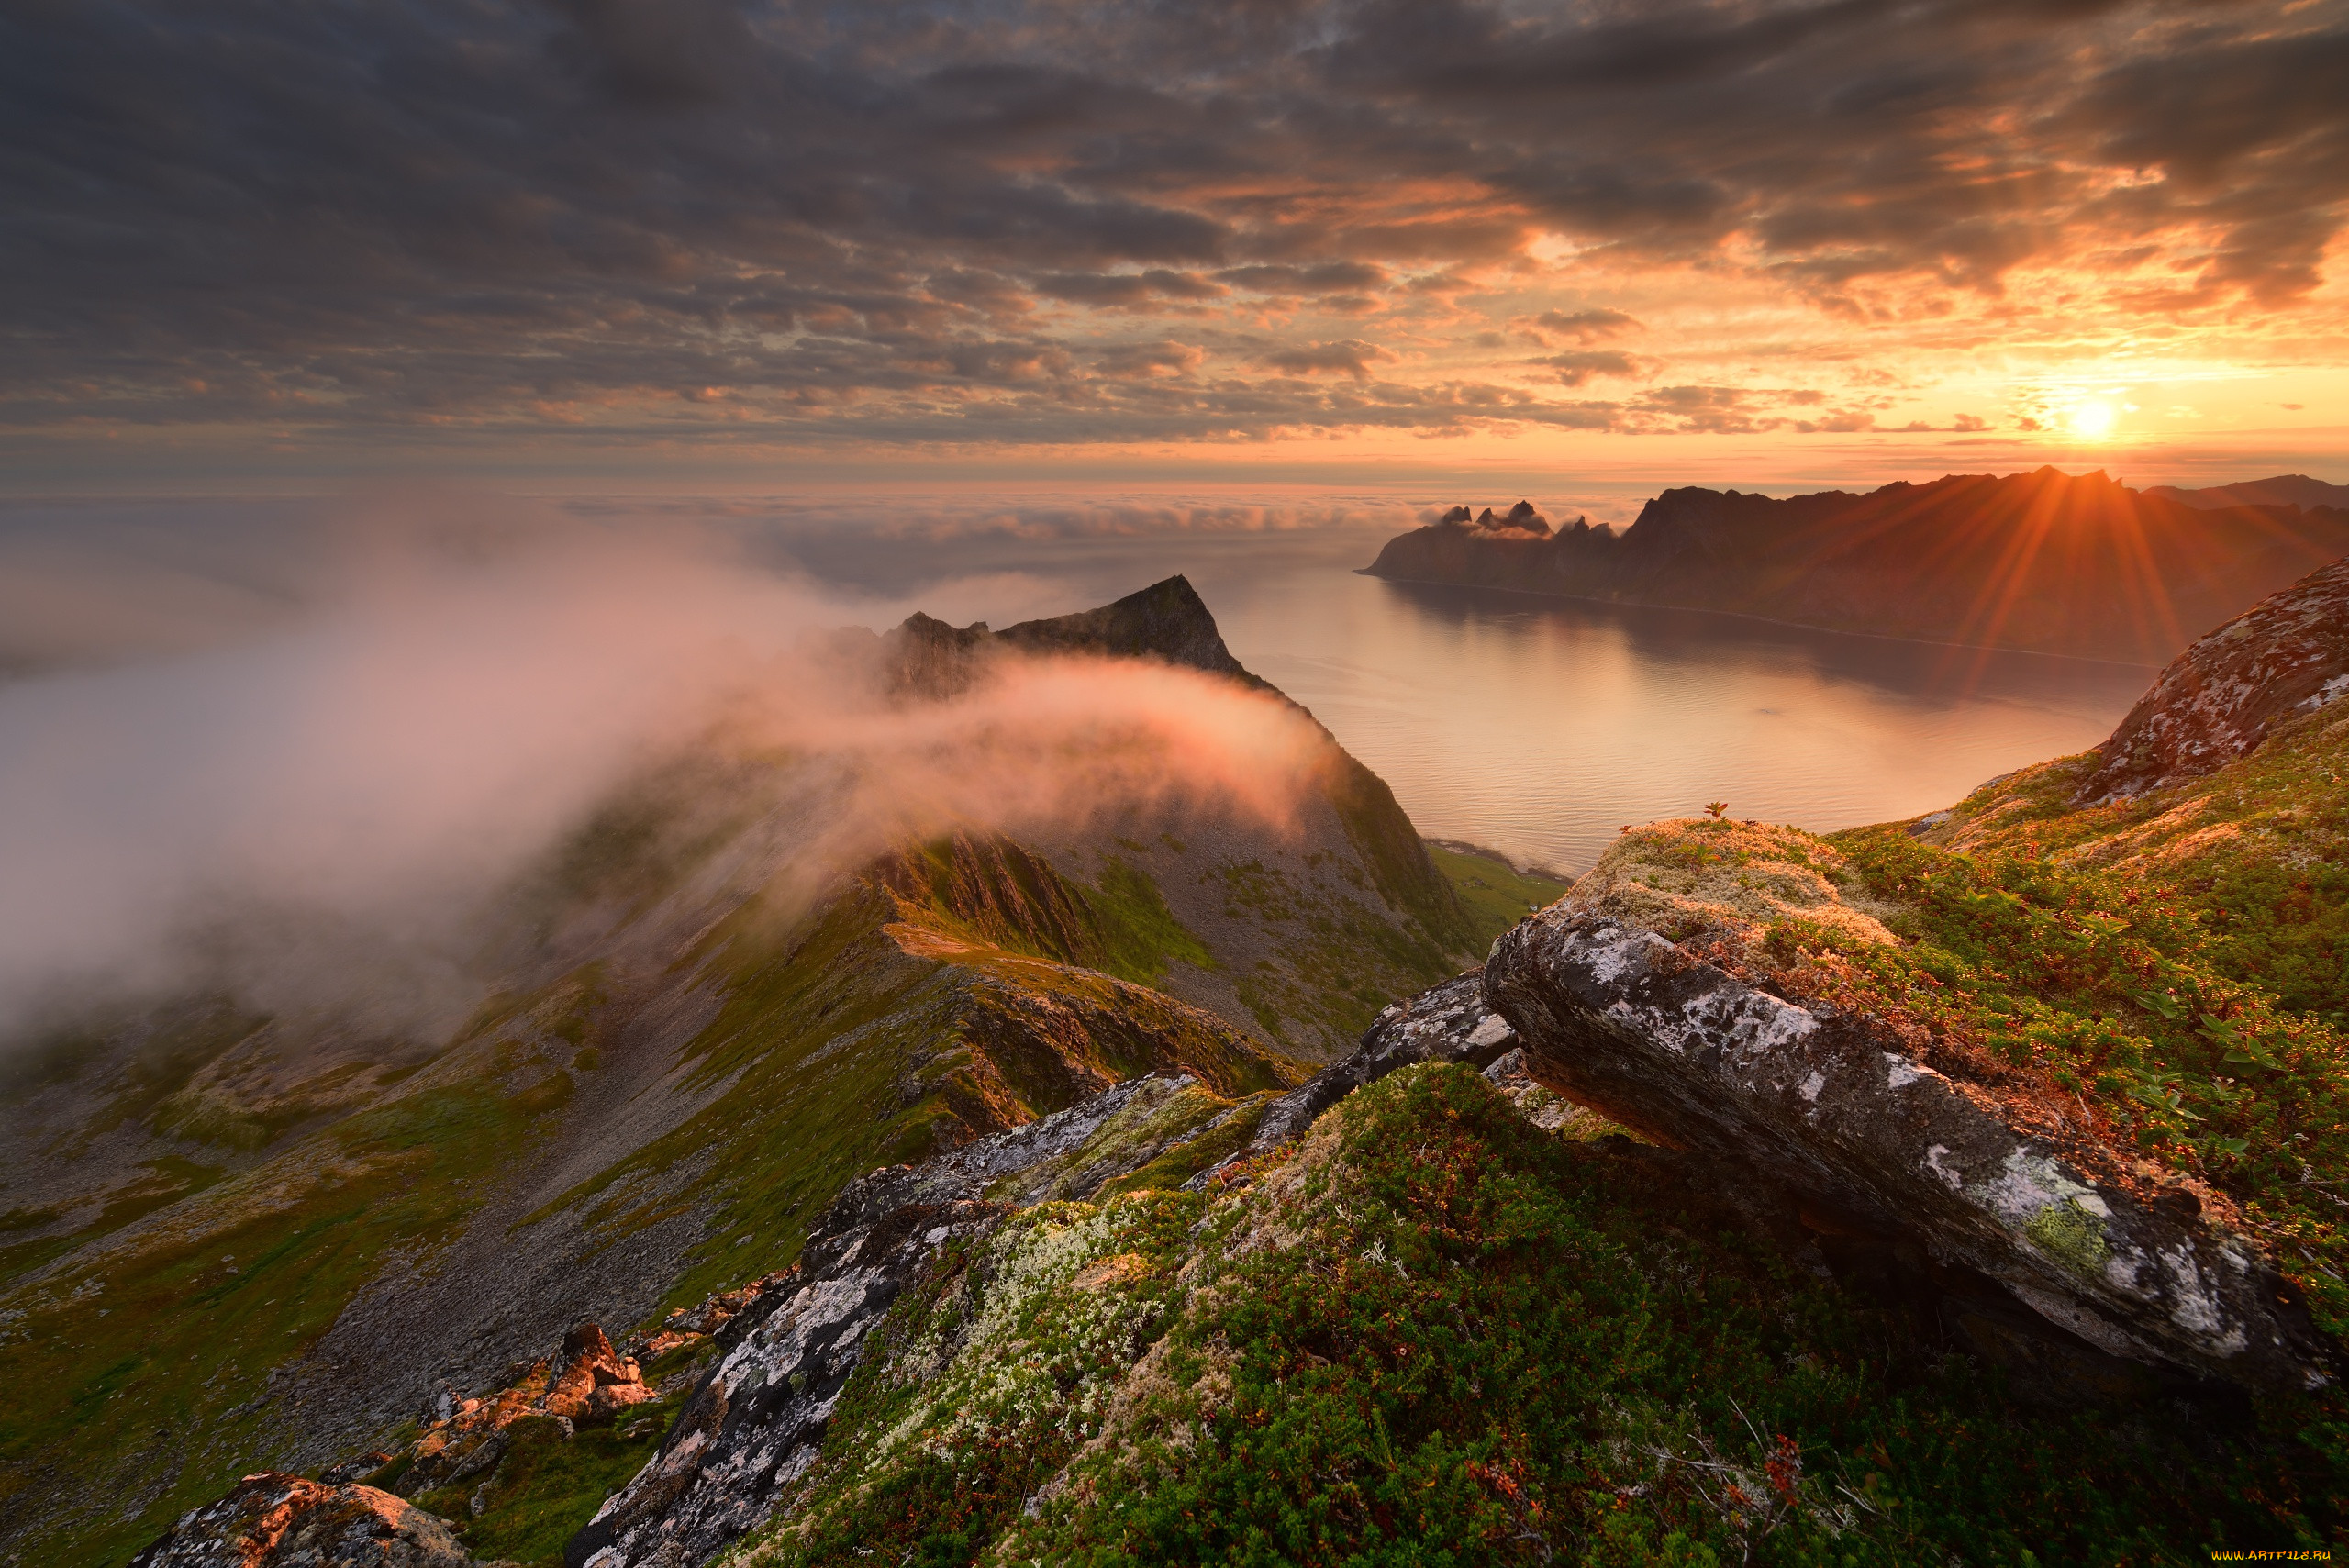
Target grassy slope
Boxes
[735,1064,2341,1566]
[1425,842,1572,947]
[0,1067,582,1568]
[0,838,1300,1568]
[1171,751,1489,1062]
[540,843,1304,1325]
[1816,699,2349,1333]
[1553,701,2349,1346]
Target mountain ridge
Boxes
[0,578,1484,1566]
[1366,467,2349,662]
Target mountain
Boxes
[0,578,1491,1567]
[2148,474,2349,512]
[1365,467,2349,662]
[124,558,2349,1566]
[61,560,2349,1565]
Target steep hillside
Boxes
[0,578,1477,1566]
[1365,467,2349,662]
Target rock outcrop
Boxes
[1484,908,2334,1395]
[1433,500,1554,537]
[383,1319,662,1504]
[1194,971,1520,1181]
[2078,558,2349,804]
[573,978,1545,1568]
[567,1073,1248,1568]
[129,1473,471,1568]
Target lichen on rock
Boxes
[1483,906,2335,1394]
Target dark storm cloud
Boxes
[1,0,2339,450]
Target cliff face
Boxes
[1366,468,2349,662]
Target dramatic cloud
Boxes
[2,0,2342,466]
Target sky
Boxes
[5,0,2346,493]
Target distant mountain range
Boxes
[1364,467,2349,662]
[2146,473,2349,511]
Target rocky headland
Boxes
[1364,467,2349,662]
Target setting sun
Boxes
[2069,400,2121,440]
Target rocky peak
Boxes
[1436,501,1552,537]
[2079,557,2349,804]
[880,574,1253,699]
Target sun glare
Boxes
[2068,400,2121,440]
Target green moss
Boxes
[435,1408,680,1565]
[1912,706,2349,1022]
[734,1065,2342,1567]
[1820,824,2349,1334]
[741,1191,1206,1568]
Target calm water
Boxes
[794,523,2159,877]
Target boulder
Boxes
[1485,908,2335,1396]
[2079,557,2349,804]
[128,1473,469,1568]
[540,1323,644,1421]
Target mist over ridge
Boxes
[0,495,1335,1046]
